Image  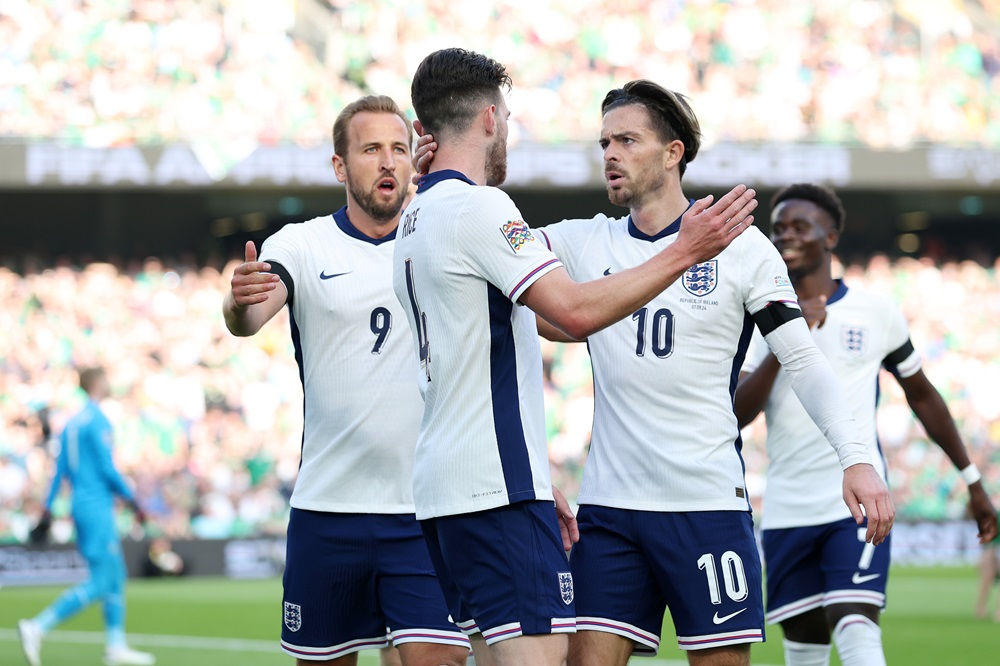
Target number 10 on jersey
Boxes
[404,259,431,381]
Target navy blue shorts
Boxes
[280,509,469,661]
[420,500,576,645]
[572,506,764,655]
[762,516,890,625]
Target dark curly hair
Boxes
[771,183,846,233]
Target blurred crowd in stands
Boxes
[2,0,999,152]
[1,253,998,544]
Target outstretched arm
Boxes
[223,241,287,337]
[898,369,998,543]
[522,186,757,340]
[536,315,582,343]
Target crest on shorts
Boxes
[841,325,867,356]
[500,219,535,253]
[284,602,302,632]
[682,261,718,296]
[558,572,574,605]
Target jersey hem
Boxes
[289,500,416,514]
[577,496,750,513]
[415,492,554,521]
[760,509,853,530]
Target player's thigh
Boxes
[487,633,567,666]
[296,655,358,666]
[373,515,470,656]
[282,510,387,659]
[644,511,764,652]
[395,641,469,666]
[74,510,124,596]
[567,626,634,666]
[779,608,831,645]
[571,505,666,657]
[686,643,751,666]
[424,501,575,645]
[379,646,402,666]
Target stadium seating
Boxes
[2,0,998,148]
[1,255,997,542]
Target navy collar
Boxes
[333,205,395,246]
[416,169,477,193]
[627,199,694,242]
[827,278,848,305]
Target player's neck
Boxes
[629,188,689,236]
[429,142,488,185]
[792,265,838,301]
[344,204,400,240]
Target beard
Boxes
[485,135,507,187]
[347,173,407,222]
[604,165,664,209]
[606,181,633,208]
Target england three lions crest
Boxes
[683,261,718,296]
[558,572,574,605]
[284,601,302,632]
[841,325,867,355]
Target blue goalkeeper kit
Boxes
[35,399,134,646]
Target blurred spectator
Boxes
[1,0,997,152]
[1,252,998,542]
[142,536,186,577]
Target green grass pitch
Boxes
[1,566,998,665]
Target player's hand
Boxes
[552,486,579,552]
[800,294,828,329]
[842,463,895,545]
[969,484,998,544]
[411,120,436,186]
[674,184,757,265]
[29,510,52,544]
[229,241,280,309]
[128,500,148,527]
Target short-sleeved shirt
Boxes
[392,170,563,520]
[742,281,920,529]
[539,210,797,512]
[262,206,423,514]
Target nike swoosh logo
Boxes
[603,267,613,276]
[712,608,747,625]
[319,271,351,280]
[852,572,881,584]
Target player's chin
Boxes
[606,187,630,207]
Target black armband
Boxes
[751,301,802,336]
[883,339,915,371]
[266,260,294,306]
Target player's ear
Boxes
[332,154,348,184]
[483,103,499,136]
[825,229,840,252]
[664,139,685,171]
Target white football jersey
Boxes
[261,206,423,514]
[392,170,562,520]
[540,211,797,512]
[742,281,920,529]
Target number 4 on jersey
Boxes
[404,259,431,381]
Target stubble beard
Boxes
[485,136,507,187]
[348,173,406,222]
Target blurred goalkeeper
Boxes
[18,366,154,666]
